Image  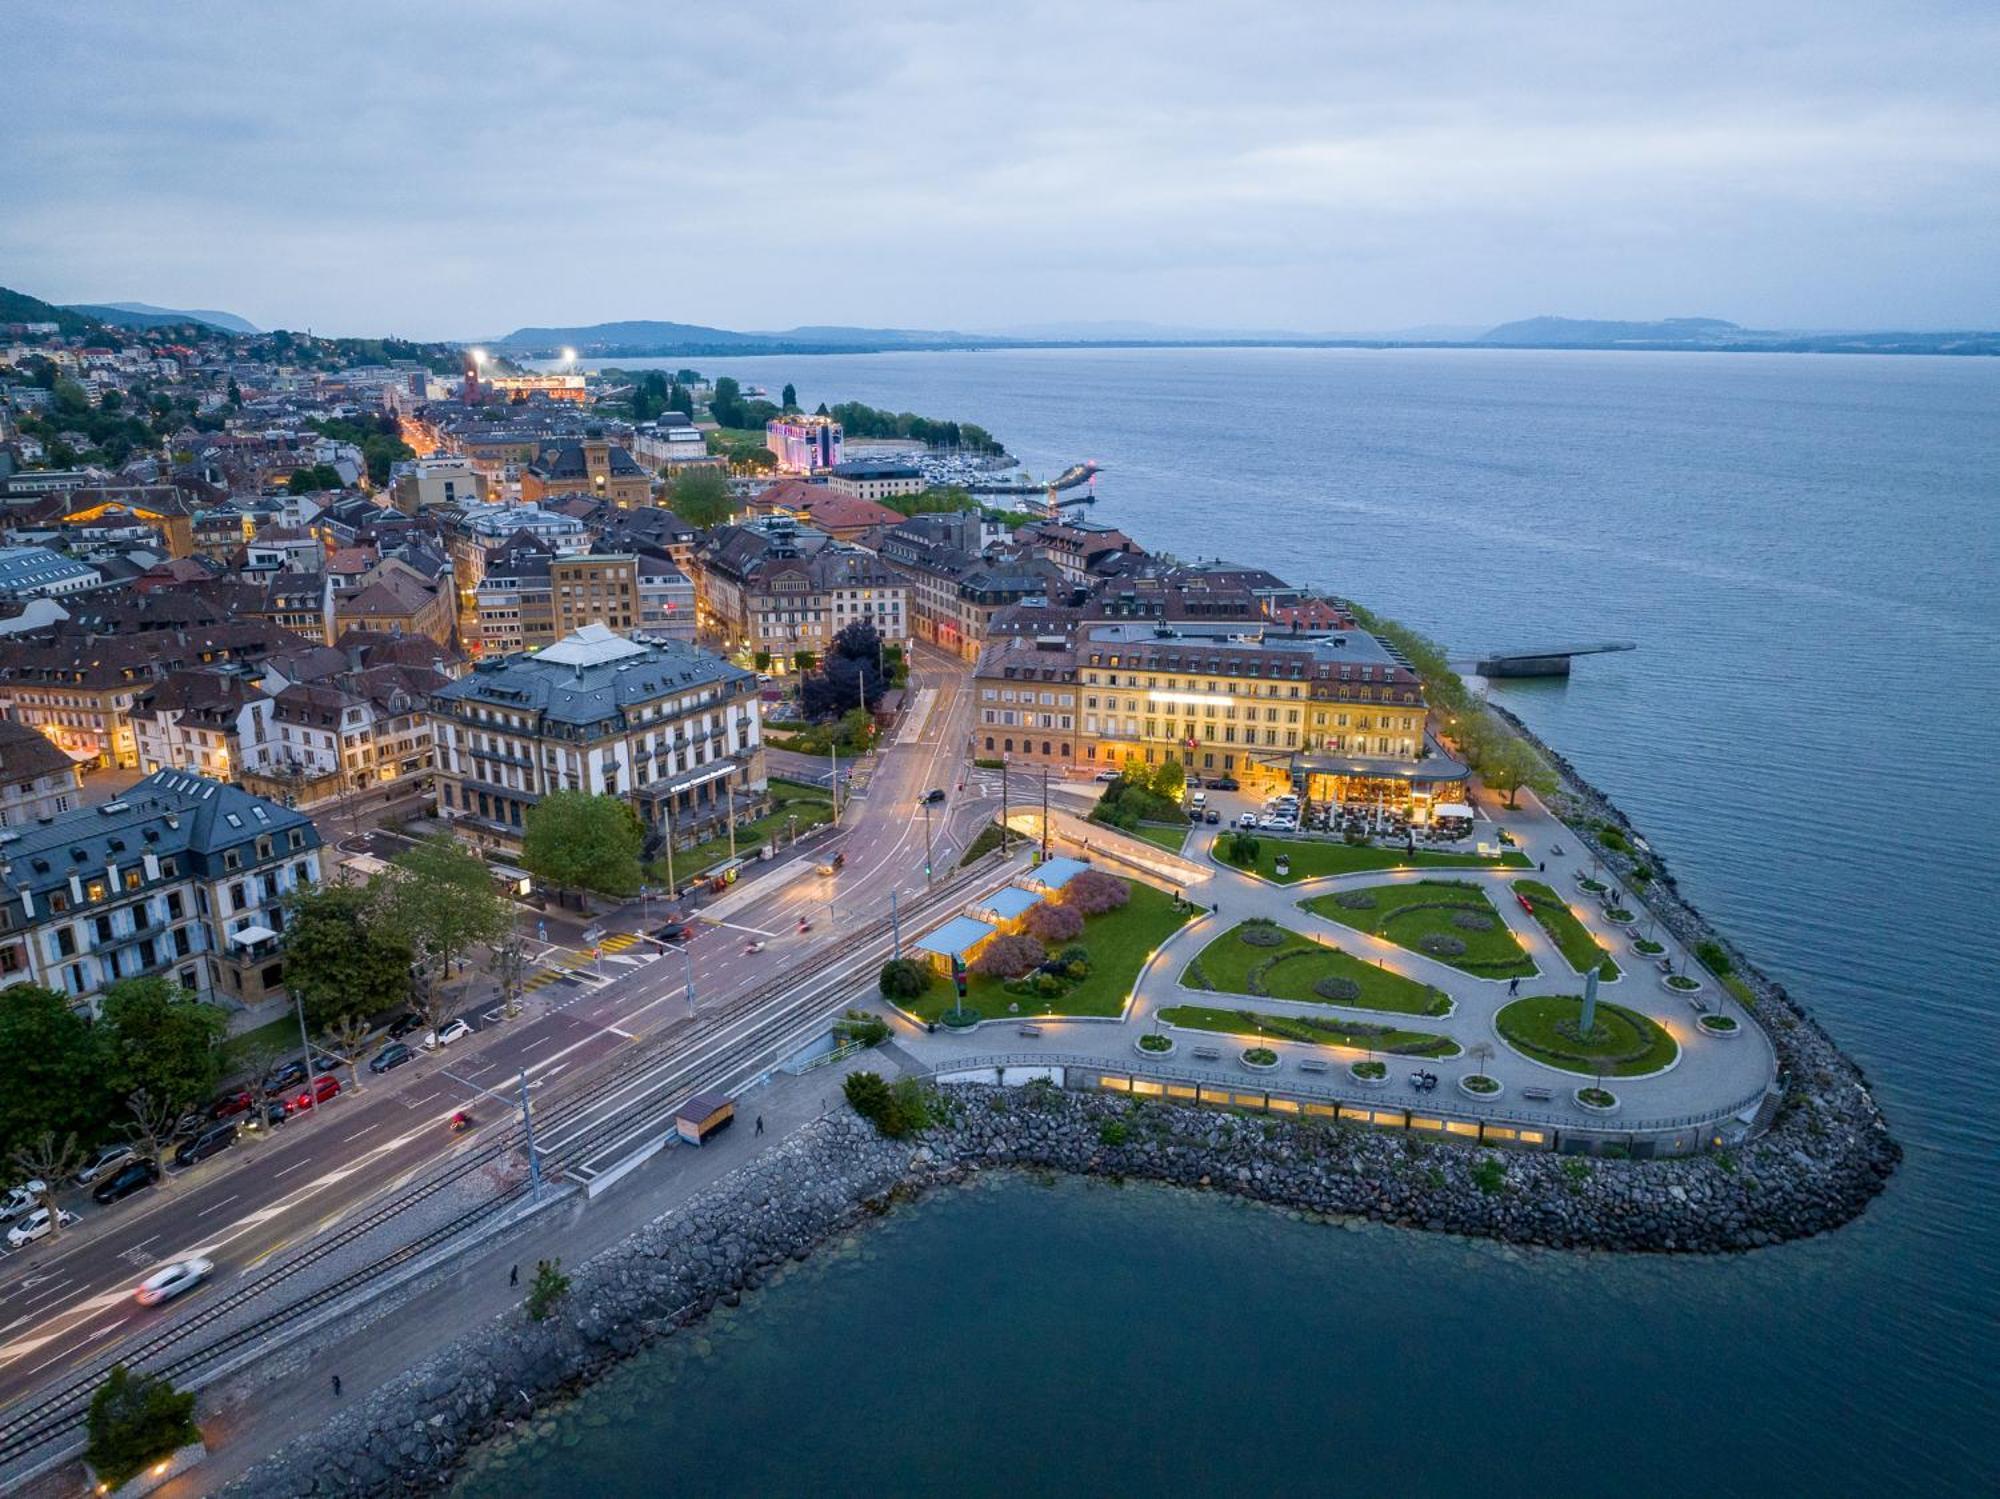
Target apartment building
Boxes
[971,634,1081,767]
[0,717,82,827]
[694,520,908,668]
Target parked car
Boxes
[368,1041,413,1075]
[422,1018,473,1051]
[6,1207,77,1248]
[92,1158,161,1205]
[174,1122,237,1169]
[209,1089,256,1121]
[240,1100,288,1133]
[387,1012,426,1040]
[262,1059,308,1095]
[134,1256,215,1307]
[1211,776,1240,792]
[74,1143,135,1186]
[0,1181,48,1221]
[1093,768,1120,782]
[1237,812,1259,829]
[286,1075,341,1115]
[1204,809,1221,824]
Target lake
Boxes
[474,346,1998,1494]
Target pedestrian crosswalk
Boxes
[519,930,653,995]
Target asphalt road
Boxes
[0,645,980,1412]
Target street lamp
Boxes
[922,797,934,884]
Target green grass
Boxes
[1159,1004,1460,1058]
[1301,880,1537,979]
[905,881,1193,1023]
[1132,822,1191,853]
[1721,973,1757,1009]
[1494,995,1678,1076]
[223,1015,307,1077]
[958,822,1008,866]
[1218,835,1530,884]
[1513,879,1621,979]
[1183,922,1451,1017]
[650,778,834,884]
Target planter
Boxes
[1630,937,1667,957]
[1573,1086,1620,1114]
[1575,875,1609,894]
[1241,1047,1280,1071]
[1662,973,1706,997]
[1134,1034,1177,1058]
[1349,1060,1390,1088]
[1697,1014,1741,1039]
[939,1009,982,1031]
[1457,1073,1504,1100]
[1603,908,1637,927]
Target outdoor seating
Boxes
[1018,1024,1043,1037]
[1192,1045,1222,1061]
[1521,1086,1555,1101]
[1298,1058,1330,1073]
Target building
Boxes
[765,414,842,474]
[972,633,1081,767]
[519,438,653,508]
[634,554,696,642]
[878,520,1052,661]
[826,458,924,501]
[0,771,323,1011]
[630,414,712,471]
[0,545,102,599]
[129,669,273,782]
[485,373,588,405]
[694,520,908,669]
[332,560,454,647]
[429,624,765,856]
[390,457,487,515]
[0,716,82,827]
[475,543,695,655]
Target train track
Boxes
[0,856,1007,1470]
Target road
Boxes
[0,645,981,1427]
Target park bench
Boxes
[1521,1086,1555,1102]
[1192,1045,1223,1061]
[1018,1024,1043,1038]
[1297,1059,1330,1074]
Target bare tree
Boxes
[492,933,528,1021]
[1467,1040,1496,1079]
[10,1132,85,1243]
[123,1090,183,1185]
[319,1014,375,1094]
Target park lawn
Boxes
[1513,879,1622,980]
[1221,836,1530,884]
[1159,1004,1460,1059]
[1183,922,1451,1018]
[1495,995,1677,1077]
[905,881,1194,1023]
[652,778,834,884]
[1302,880,1537,979]
[1133,822,1191,853]
[223,1014,308,1077]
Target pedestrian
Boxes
[509,1264,519,1287]
[1538,861,1545,873]
[755,1114,765,1135]
[1508,977,1520,996]
[332,1374,342,1398]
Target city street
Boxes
[0,645,982,1423]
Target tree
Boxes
[970,934,1045,978]
[522,791,644,902]
[226,377,242,407]
[669,465,733,526]
[793,650,817,674]
[1025,902,1085,944]
[526,1258,571,1321]
[319,1014,375,1093]
[0,985,110,1167]
[492,932,529,1020]
[709,375,745,428]
[98,977,227,1113]
[376,837,510,1036]
[752,650,772,673]
[123,1090,183,1183]
[281,882,413,1032]
[800,620,888,721]
[780,382,798,410]
[1152,758,1186,799]
[1466,1040,1496,1079]
[1060,870,1131,915]
[10,1131,85,1239]
[878,957,933,1001]
[667,382,694,418]
[1481,736,1547,809]
[86,1365,199,1489]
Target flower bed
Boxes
[1574,1086,1620,1113]
[1135,1032,1177,1057]
[1663,973,1705,995]
[1495,995,1679,1077]
[1697,1014,1740,1038]
[1302,880,1537,979]
[1631,937,1666,957]
[1158,1004,1459,1058]
[1241,1047,1280,1071]
[1180,922,1452,1017]
[1457,1073,1503,1099]
[1350,1060,1390,1086]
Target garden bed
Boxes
[1301,881,1537,979]
[1159,1004,1459,1058]
[1181,921,1453,1017]
[1494,995,1679,1077]
[1458,1073,1504,1099]
[1511,879,1621,980]
[1216,836,1530,884]
[1134,1033,1177,1057]
[648,778,834,885]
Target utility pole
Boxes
[922,798,934,885]
[727,784,737,859]
[890,888,901,957]
[662,799,676,902]
[683,944,697,1016]
[1000,755,1010,853]
[516,1069,542,1196]
[830,742,840,818]
[1040,762,1050,860]
[291,985,315,1116]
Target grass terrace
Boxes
[1133,823,1192,853]
[905,881,1195,1023]
[1159,1004,1460,1059]
[1495,995,1679,1077]
[1218,836,1530,884]
[1182,921,1452,1017]
[1302,880,1537,979]
[649,778,834,885]
[1514,879,1622,980]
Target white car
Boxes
[6,1206,77,1248]
[1093,768,1120,782]
[422,1018,473,1050]
[75,1144,135,1186]
[134,1257,215,1306]
[0,1181,48,1221]
[1237,812,1259,829]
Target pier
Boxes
[1470,641,1636,678]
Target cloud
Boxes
[2,0,1994,335]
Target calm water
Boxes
[490,348,1998,1494]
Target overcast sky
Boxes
[5,0,1996,339]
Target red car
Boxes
[1516,893,1536,914]
[285,1074,341,1115]
[209,1089,255,1120]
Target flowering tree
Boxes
[970,934,1046,978]
[1060,870,1131,915]
[1025,902,1085,944]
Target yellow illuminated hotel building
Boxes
[1076,621,1469,816]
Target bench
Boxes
[1192,1046,1223,1062]
[1521,1086,1555,1102]
[1297,1059,1330,1074]
[1017,1024,1043,1038]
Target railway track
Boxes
[0,856,1007,1471]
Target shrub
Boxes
[1471,1156,1507,1194]
[1313,976,1362,1002]
[1343,828,1369,846]
[1238,924,1285,948]
[834,1010,890,1047]
[1696,938,1733,974]
[1334,889,1377,909]
[844,1071,932,1137]
[1031,971,1064,998]
[878,957,933,1001]
[1060,870,1130,915]
[86,1365,198,1488]
[972,757,1005,769]
[1450,909,1495,931]
[1220,831,1260,866]
[1098,1119,1132,1146]
[1462,1073,1500,1093]
[1243,1047,1278,1065]
[971,934,1045,978]
[1025,902,1085,944]
[1138,1032,1173,1052]
[1419,933,1467,957]
[526,1258,571,1321]
[1352,1060,1387,1079]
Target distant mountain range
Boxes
[64,301,262,334]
